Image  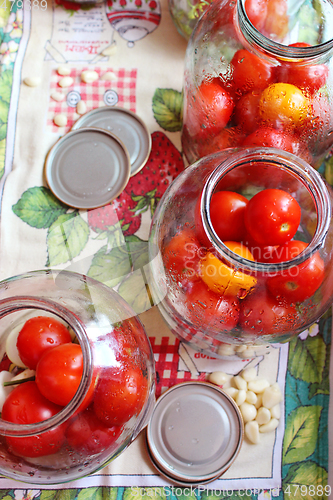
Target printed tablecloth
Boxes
[0,0,332,498]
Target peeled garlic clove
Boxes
[57,65,71,76]
[254,393,263,409]
[81,70,99,83]
[58,76,74,88]
[50,91,65,102]
[262,382,282,409]
[248,378,270,394]
[235,389,247,406]
[217,344,236,356]
[234,375,247,391]
[239,402,257,423]
[102,45,117,56]
[241,367,257,382]
[246,390,257,405]
[0,371,14,410]
[76,100,87,115]
[207,371,228,386]
[6,325,27,368]
[270,403,281,420]
[54,114,67,127]
[245,420,260,444]
[256,406,271,425]
[259,418,279,433]
[23,77,41,87]
[224,386,238,400]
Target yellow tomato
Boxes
[259,83,309,127]
[200,241,257,298]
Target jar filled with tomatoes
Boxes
[148,147,333,359]
[181,0,333,168]
[0,270,154,484]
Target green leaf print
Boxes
[324,154,333,185]
[12,186,68,228]
[54,489,79,500]
[202,493,252,500]
[47,212,89,266]
[88,236,149,288]
[288,335,326,384]
[40,490,59,500]
[0,123,7,141]
[88,244,132,287]
[77,487,108,500]
[0,99,9,124]
[0,138,6,180]
[173,490,197,500]
[118,271,152,313]
[283,405,322,464]
[123,487,166,500]
[0,69,13,103]
[152,88,183,132]
[283,461,328,500]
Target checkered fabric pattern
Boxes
[149,336,206,397]
[47,67,137,133]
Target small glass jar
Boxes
[148,147,333,359]
[0,270,155,484]
[181,0,333,168]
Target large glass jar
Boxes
[0,270,155,484]
[181,0,333,168]
[148,148,333,359]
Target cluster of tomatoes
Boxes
[183,38,331,166]
[0,315,148,459]
[163,188,325,338]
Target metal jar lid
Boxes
[72,107,151,176]
[45,127,131,209]
[146,381,244,486]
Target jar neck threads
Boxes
[200,147,331,274]
[237,0,333,61]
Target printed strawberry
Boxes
[125,131,185,215]
[87,191,141,239]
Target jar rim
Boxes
[0,296,93,437]
[237,0,333,59]
[200,147,331,274]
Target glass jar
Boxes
[0,270,155,484]
[168,0,213,40]
[181,0,333,168]
[148,147,333,359]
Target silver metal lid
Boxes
[45,128,131,209]
[72,107,151,176]
[146,381,244,485]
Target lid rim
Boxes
[146,381,244,485]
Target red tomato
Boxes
[239,289,299,336]
[263,239,306,262]
[16,316,72,370]
[163,228,203,288]
[244,188,301,246]
[185,280,240,331]
[195,191,248,246]
[262,0,288,39]
[197,126,245,158]
[93,367,147,427]
[230,49,274,95]
[242,126,297,152]
[234,91,262,134]
[2,381,65,458]
[276,43,329,95]
[198,80,234,135]
[243,232,278,263]
[36,343,94,409]
[65,408,122,455]
[244,0,268,31]
[211,191,248,241]
[266,241,325,302]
